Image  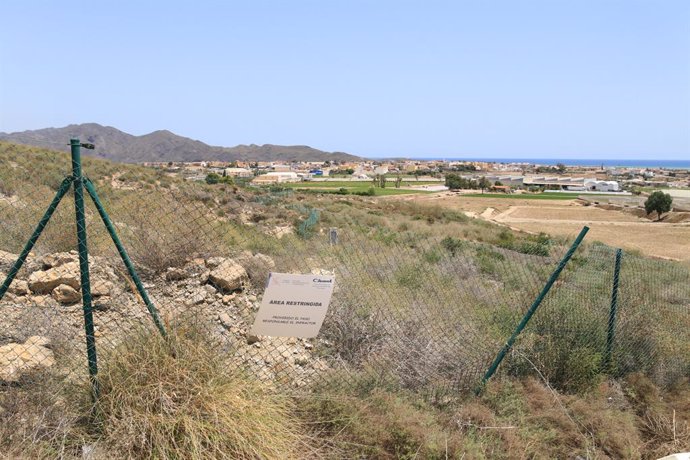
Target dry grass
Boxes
[0,376,90,459]
[94,323,308,459]
[299,371,690,459]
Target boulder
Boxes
[0,336,55,383]
[208,259,247,292]
[8,279,30,296]
[41,251,78,269]
[28,262,80,294]
[52,284,81,304]
[91,280,114,297]
[0,270,29,297]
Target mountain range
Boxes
[0,123,362,163]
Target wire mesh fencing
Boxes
[0,142,688,422]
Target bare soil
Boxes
[402,193,690,261]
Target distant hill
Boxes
[0,123,362,163]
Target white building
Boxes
[583,179,620,192]
[252,172,300,184]
[224,167,253,178]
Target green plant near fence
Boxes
[296,209,320,239]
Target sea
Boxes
[405,158,690,169]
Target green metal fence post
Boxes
[476,226,590,394]
[83,178,167,337]
[604,248,622,372]
[70,138,99,400]
[0,176,74,301]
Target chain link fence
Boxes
[1,142,689,428]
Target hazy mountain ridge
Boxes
[0,123,362,163]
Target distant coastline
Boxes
[399,158,690,169]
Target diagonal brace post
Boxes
[603,248,622,372]
[0,176,74,301]
[476,226,590,394]
[83,178,166,337]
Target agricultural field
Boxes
[407,192,690,261]
[280,179,439,196]
[462,192,591,200]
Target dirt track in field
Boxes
[402,193,690,261]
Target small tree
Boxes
[478,176,491,193]
[205,173,221,184]
[644,191,673,221]
[445,173,464,190]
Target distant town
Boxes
[143,158,690,194]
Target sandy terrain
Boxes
[402,193,690,262]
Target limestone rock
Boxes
[184,290,207,306]
[205,257,226,270]
[41,251,78,269]
[218,312,233,329]
[8,279,30,296]
[208,259,247,292]
[0,270,29,296]
[52,284,81,304]
[32,295,54,308]
[28,262,80,294]
[0,250,18,270]
[91,280,114,297]
[0,336,55,383]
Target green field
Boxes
[282,180,439,196]
[285,180,440,188]
[462,192,608,200]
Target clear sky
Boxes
[1,0,688,159]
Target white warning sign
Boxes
[250,273,335,338]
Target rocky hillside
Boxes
[0,249,327,386]
[0,123,362,163]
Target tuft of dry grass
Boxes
[95,323,308,459]
[0,377,89,459]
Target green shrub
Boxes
[440,236,465,256]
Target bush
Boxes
[440,236,465,256]
[95,323,306,459]
[296,209,320,239]
[353,186,376,196]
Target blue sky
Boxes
[1,0,688,159]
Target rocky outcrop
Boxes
[28,261,81,294]
[1,250,328,388]
[40,251,80,270]
[0,336,55,383]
